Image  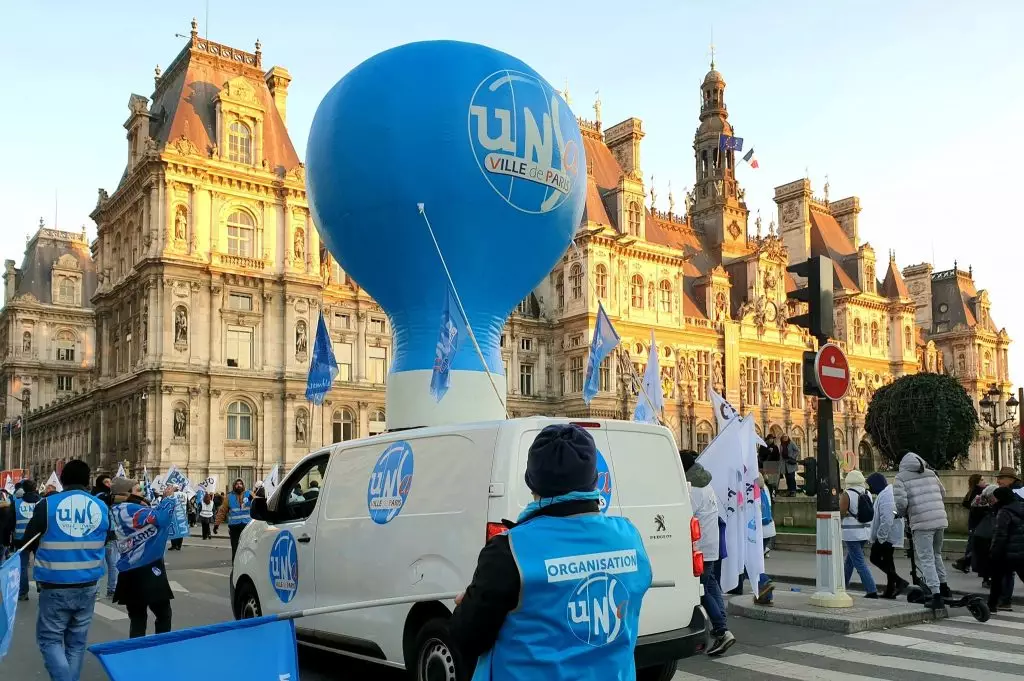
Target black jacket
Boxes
[92,485,117,542]
[11,491,42,549]
[24,484,100,589]
[448,498,600,666]
[757,443,780,467]
[991,498,1024,565]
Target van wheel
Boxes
[411,618,466,681]
[236,582,262,620]
[637,662,677,681]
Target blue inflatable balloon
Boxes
[307,40,586,427]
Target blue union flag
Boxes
[430,289,462,402]
[305,312,339,405]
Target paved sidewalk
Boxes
[765,548,1023,603]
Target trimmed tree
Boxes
[864,373,979,470]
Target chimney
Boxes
[4,259,17,304]
[604,118,645,178]
[830,196,861,247]
[265,66,292,124]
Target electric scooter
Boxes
[903,531,989,622]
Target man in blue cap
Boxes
[449,423,652,680]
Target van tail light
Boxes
[486,522,508,543]
[690,516,704,577]
[570,421,602,429]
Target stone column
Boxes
[510,324,520,394]
[539,340,549,396]
[358,401,369,439]
[210,284,222,365]
[356,312,368,382]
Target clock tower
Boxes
[690,59,750,261]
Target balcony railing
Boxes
[215,252,266,270]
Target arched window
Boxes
[227,400,253,441]
[227,211,255,257]
[790,427,805,455]
[696,421,713,453]
[631,275,644,308]
[116,234,125,277]
[659,280,672,312]
[871,322,880,347]
[595,264,608,299]
[555,275,564,309]
[369,408,386,436]
[569,263,583,300]
[228,121,253,164]
[56,330,75,362]
[332,408,355,442]
[904,325,912,350]
[858,440,875,472]
[627,201,641,236]
[57,276,76,304]
[853,318,862,344]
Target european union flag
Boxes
[429,288,462,402]
[583,302,620,404]
[0,554,20,660]
[719,134,744,152]
[90,616,298,681]
[305,312,339,405]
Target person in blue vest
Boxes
[449,424,653,680]
[23,459,110,681]
[109,477,179,638]
[215,478,253,559]
[13,478,42,601]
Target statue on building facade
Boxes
[22,332,31,353]
[175,208,187,241]
[296,410,308,443]
[173,407,187,438]
[713,357,724,389]
[294,228,305,262]
[296,321,308,355]
[174,307,188,346]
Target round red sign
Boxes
[814,343,851,401]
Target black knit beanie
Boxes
[525,424,599,498]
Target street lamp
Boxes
[979,385,1019,470]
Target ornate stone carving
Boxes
[714,291,729,321]
[294,226,305,262]
[174,306,188,349]
[295,320,308,357]
[174,206,187,241]
[172,135,201,157]
[295,409,308,443]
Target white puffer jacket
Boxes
[893,452,948,531]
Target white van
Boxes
[230,417,707,681]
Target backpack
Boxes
[854,490,874,524]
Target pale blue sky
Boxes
[1,1,1020,383]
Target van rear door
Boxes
[603,423,700,636]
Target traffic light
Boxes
[786,256,834,341]
[799,457,818,496]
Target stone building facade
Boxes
[6,29,1012,484]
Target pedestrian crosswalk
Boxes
[672,610,1024,680]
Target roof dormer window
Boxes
[228,121,253,164]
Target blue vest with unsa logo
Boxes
[35,490,110,585]
[473,513,652,681]
[14,498,38,540]
[228,492,252,526]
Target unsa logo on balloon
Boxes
[55,495,102,538]
[469,70,580,215]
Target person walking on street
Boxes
[953,473,987,573]
[987,486,1024,612]
[866,472,908,598]
[24,459,110,681]
[779,434,800,496]
[840,470,879,598]
[199,493,214,539]
[971,485,999,589]
[994,467,1024,606]
[212,492,223,534]
[109,478,178,638]
[216,479,253,559]
[91,474,118,599]
[448,424,652,680]
[893,452,949,610]
[13,479,42,600]
[681,450,735,656]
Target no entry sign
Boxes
[814,343,851,401]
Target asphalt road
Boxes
[6,539,1024,680]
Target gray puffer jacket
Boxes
[893,452,948,531]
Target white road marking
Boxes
[93,602,128,621]
[907,622,1024,647]
[851,630,1024,665]
[191,568,231,578]
[168,580,189,593]
[671,672,716,681]
[791,641,1024,677]
[716,653,887,680]
[949,615,1024,631]
[994,610,1024,620]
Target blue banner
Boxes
[305,312,339,405]
[0,553,21,660]
[91,616,298,681]
[429,289,462,402]
[168,494,189,540]
[583,302,620,404]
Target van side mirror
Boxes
[250,496,269,522]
